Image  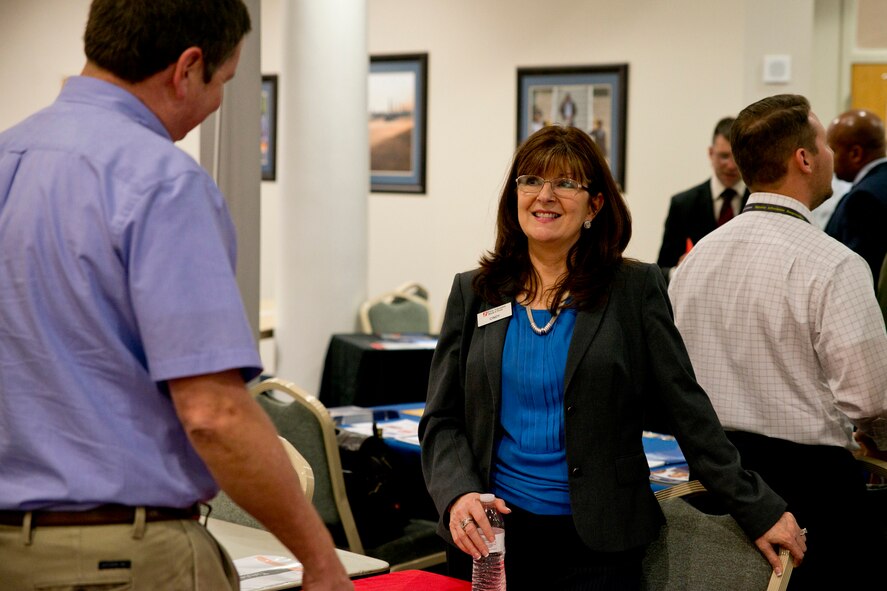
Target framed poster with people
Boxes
[517,64,628,190]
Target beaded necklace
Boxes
[524,292,569,336]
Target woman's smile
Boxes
[532,210,562,222]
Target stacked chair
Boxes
[248,377,446,572]
[359,281,433,335]
[642,480,792,591]
[643,455,887,591]
[208,436,314,528]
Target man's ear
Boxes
[795,147,812,172]
[848,144,865,165]
[171,47,204,99]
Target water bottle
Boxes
[471,493,506,591]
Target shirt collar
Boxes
[710,177,746,202]
[57,76,171,141]
[852,156,887,186]
[746,192,814,223]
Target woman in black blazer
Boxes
[419,126,805,590]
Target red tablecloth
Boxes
[353,570,471,591]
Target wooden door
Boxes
[851,63,887,120]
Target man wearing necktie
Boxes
[717,187,738,225]
[657,117,749,282]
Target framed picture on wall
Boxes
[369,53,428,193]
[517,64,629,190]
[261,74,278,181]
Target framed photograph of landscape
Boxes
[260,74,278,181]
[369,54,428,193]
[517,64,628,190]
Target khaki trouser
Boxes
[0,514,239,590]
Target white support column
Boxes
[276,0,369,392]
[200,0,262,342]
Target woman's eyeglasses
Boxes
[515,175,588,198]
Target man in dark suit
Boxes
[824,109,887,287]
[657,117,749,282]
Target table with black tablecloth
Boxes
[318,333,437,407]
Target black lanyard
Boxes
[741,202,809,223]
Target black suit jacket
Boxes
[419,262,785,552]
[825,161,887,287]
[657,180,750,280]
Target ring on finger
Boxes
[459,516,475,531]
[800,528,808,536]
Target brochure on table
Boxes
[345,419,421,447]
[235,555,303,591]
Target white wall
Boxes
[0,1,202,158]
[2,0,872,348]
[360,0,823,324]
[259,0,283,301]
[0,1,89,129]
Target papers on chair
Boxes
[642,431,686,464]
[345,419,421,447]
[649,465,690,485]
[235,555,303,591]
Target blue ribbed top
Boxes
[491,303,576,514]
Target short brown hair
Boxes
[712,117,735,144]
[730,94,817,188]
[474,126,632,311]
[84,0,251,84]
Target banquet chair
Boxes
[859,454,887,480]
[207,436,315,529]
[642,480,792,591]
[395,280,430,301]
[250,377,446,572]
[359,291,433,335]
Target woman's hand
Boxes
[448,493,511,559]
[753,511,806,576]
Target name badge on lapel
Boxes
[477,303,512,327]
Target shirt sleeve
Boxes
[817,254,887,445]
[121,169,262,383]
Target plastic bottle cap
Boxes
[479,493,495,503]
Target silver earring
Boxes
[583,219,592,229]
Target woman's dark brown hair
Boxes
[474,125,632,312]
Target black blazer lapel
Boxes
[563,302,608,395]
[480,300,511,410]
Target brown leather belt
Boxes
[0,504,200,527]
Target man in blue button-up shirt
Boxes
[0,2,350,589]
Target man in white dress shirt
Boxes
[668,94,887,590]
